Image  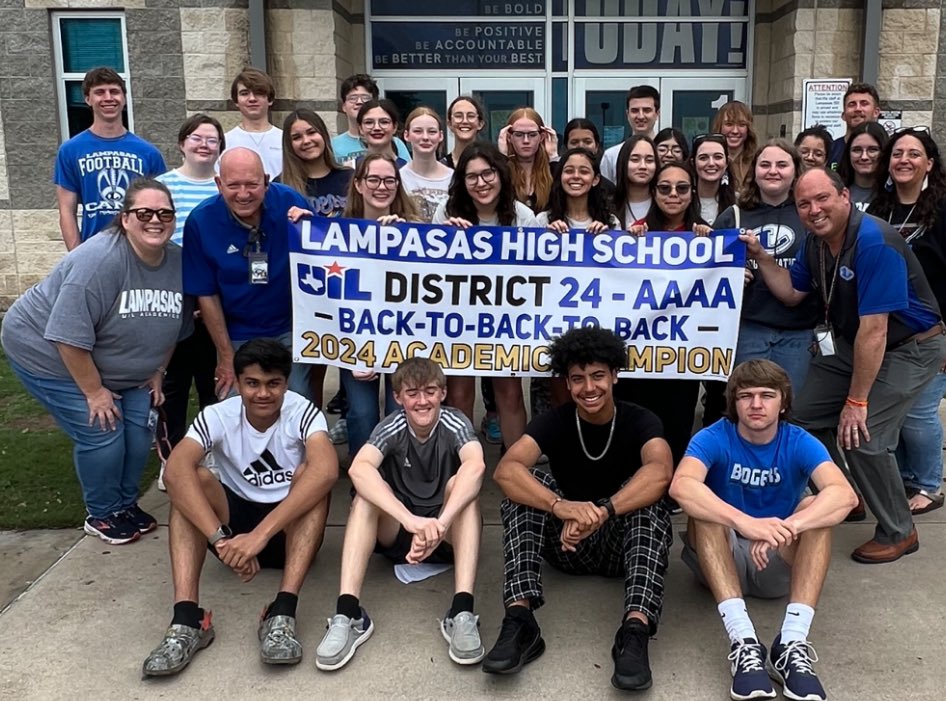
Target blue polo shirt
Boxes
[182,182,308,341]
[685,419,829,520]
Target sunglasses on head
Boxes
[692,133,727,149]
[128,208,175,223]
[893,125,930,135]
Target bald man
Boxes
[182,147,313,399]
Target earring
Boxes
[885,175,893,191]
[721,172,730,186]
[922,174,929,191]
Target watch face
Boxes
[221,524,233,537]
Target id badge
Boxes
[814,323,836,357]
[147,408,159,432]
[248,251,269,285]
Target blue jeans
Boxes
[735,321,813,392]
[340,370,397,456]
[9,359,154,519]
[897,371,946,493]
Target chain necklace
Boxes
[575,407,617,461]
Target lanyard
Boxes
[818,240,841,326]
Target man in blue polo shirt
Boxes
[671,359,857,701]
[742,167,946,565]
[182,147,310,399]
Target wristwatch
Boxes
[208,524,233,547]
[595,497,616,519]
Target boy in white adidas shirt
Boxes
[142,339,338,677]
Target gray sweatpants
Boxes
[793,333,946,544]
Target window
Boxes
[52,12,132,141]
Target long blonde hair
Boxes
[506,107,553,212]
[280,110,344,195]
[711,101,758,191]
[344,153,420,221]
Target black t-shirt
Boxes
[525,400,664,502]
[877,200,946,312]
[303,169,353,217]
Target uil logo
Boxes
[97,169,130,210]
[296,261,371,300]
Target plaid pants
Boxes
[500,469,673,631]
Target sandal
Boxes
[909,489,945,516]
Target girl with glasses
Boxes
[711,101,758,192]
[613,135,658,228]
[433,143,538,449]
[400,107,454,223]
[691,134,736,225]
[867,127,946,515]
[838,122,888,211]
[501,108,557,213]
[444,96,486,170]
[155,115,225,462]
[794,125,833,171]
[340,154,420,457]
[356,99,407,168]
[654,127,690,166]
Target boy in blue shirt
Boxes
[670,360,857,701]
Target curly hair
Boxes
[645,161,706,231]
[446,142,518,225]
[544,148,614,226]
[737,139,801,210]
[837,122,888,187]
[865,128,946,231]
[548,327,627,376]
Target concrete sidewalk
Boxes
[1,467,944,700]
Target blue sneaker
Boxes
[480,415,502,444]
[728,638,776,700]
[118,504,158,534]
[84,514,140,545]
[768,635,826,701]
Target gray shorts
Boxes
[680,529,791,600]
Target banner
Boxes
[290,218,746,380]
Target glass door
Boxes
[660,77,747,144]
[572,77,660,150]
[459,77,547,144]
[378,77,458,132]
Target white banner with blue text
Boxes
[290,218,745,380]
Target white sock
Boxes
[780,603,815,644]
[718,598,756,643]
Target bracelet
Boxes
[845,397,868,408]
[550,496,563,515]
[156,366,167,377]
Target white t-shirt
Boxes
[600,142,622,183]
[224,125,284,178]
[431,199,538,227]
[700,196,720,225]
[535,210,621,230]
[624,198,652,224]
[185,391,327,503]
[400,165,453,223]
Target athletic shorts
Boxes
[374,526,454,565]
[207,484,286,569]
[680,529,791,599]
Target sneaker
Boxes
[328,418,348,445]
[480,415,502,444]
[258,613,303,665]
[156,463,167,492]
[84,514,141,545]
[441,610,485,665]
[728,638,777,700]
[611,618,652,690]
[142,610,215,677]
[326,390,347,414]
[315,609,374,671]
[768,635,826,701]
[118,504,158,534]
[482,607,545,675]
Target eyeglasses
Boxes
[510,130,540,140]
[850,146,881,157]
[186,134,220,147]
[655,182,691,196]
[362,118,393,129]
[464,167,497,185]
[798,147,826,160]
[362,175,398,189]
[128,208,175,222]
[345,94,372,105]
[656,144,684,156]
[451,112,480,122]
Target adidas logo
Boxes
[242,449,293,487]
[226,244,239,254]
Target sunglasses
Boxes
[893,125,930,135]
[655,182,692,196]
[128,208,175,223]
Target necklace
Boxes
[575,407,616,461]
[888,203,924,242]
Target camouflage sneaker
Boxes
[258,614,303,665]
[142,611,215,677]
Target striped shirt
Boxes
[156,169,219,246]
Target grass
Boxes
[0,346,160,530]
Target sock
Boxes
[265,591,298,620]
[506,603,534,622]
[172,601,203,629]
[718,598,757,643]
[780,603,815,644]
[449,592,475,618]
[336,593,361,620]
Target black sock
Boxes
[337,593,361,620]
[449,592,475,618]
[265,591,298,620]
[506,603,534,621]
[172,601,203,629]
